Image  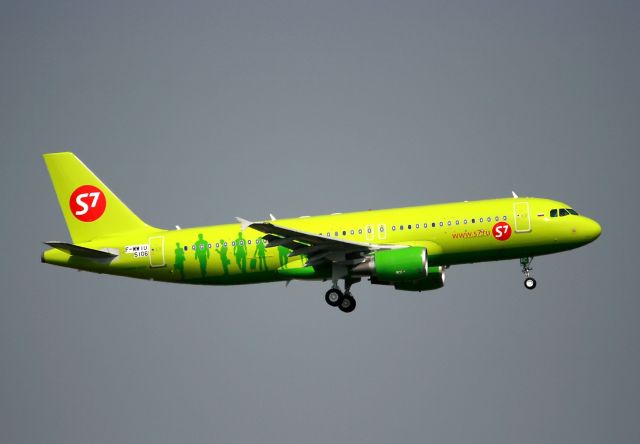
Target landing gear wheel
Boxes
[520,257,537,290]
[339,293,356,313]
[524,277,537,290]
[325,288,344,307]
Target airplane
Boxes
[41,152,601,313]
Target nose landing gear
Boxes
[520,257,537,290]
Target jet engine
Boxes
[352,247,428,282]
[352,247,446,292]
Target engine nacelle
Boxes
[393,266,446,291]
[352,247,428,282]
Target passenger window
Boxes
[424,223,428,228]
[350,229,355,235]
[503,215,507,221]
[358,229,363,235]
[407,224,412,230]
[335,231,339,236]
[480,217,484,223]
[471,218,475,224]
[487,217,492,222]
[416,223,419,229]
[432,222,436,227]
[560,209,569,217]
[455,220,460,225]
[400,225,404,230]
[342,230,346,236]
[447,221,451,226]
[439,222,444,227]
[392,226,396,231]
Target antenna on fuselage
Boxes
[512,191,519,198]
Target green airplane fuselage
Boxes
[43,197,601,285]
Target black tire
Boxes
[524,277,537,290]
[339,294,356,313]
[325,288,344,307]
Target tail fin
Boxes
[43,152,155,243]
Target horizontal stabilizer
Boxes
[44,242,118,258]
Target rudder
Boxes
[43,152,155,243]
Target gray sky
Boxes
[2,1,639,443]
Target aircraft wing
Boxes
[236,218,403,266]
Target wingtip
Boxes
[235,217,252,231]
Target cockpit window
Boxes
[551,208,578,218]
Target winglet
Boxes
[235,217,253,231]
[512,191,519,198]
[269,213,276,221]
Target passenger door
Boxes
[149,236,166,267]
[513,202,532,233]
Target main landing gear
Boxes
[520,257,537,290]
[324,279,358,313]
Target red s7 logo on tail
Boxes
[69,185,106,222]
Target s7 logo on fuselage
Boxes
[492,221,512,241]
[69,185,106,222]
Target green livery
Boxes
[42,152,602,313]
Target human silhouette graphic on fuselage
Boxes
[194,233,210,278]
[254,238,268,271]
[234,232,247,273]
[215,239,230,276]
[278,245,289,268]
[173,242,186,280]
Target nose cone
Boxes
[582,217,602,242]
